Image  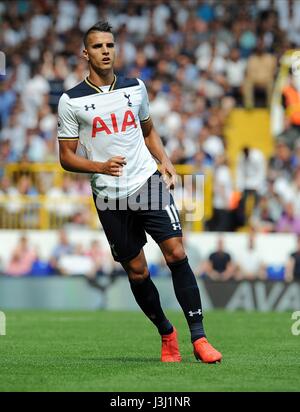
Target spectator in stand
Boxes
[280,166,300,217]
[57,243,95,277]
[57,242,109,293]
[16,175,38,196]
[197,69,226,106]
[47,174,81,221]
[236,232,266,280]
[242,178,287,233]
[0,140,17,177]
[196,37,227,75]
[262,177,284,221]
[50,229,73,273]
[63,60,89,91]
[22,128,48,162]
[200,126,225,162]
[293,139,300,168]
[21,64,50,129]
[1,112,26,158]
[166,127,197,164]
[276,0,300,49]
[63,209,91,230]
[236,146,266,224]
[236,146,266,201]
[250,195,279,233]
[281,70,300,149]
[200,236,236,281]
[0,175,21,216]
[207,155,233,231]
[276,202,300,234]
[30,249,54,276]
[285,234,300,282]
[0,78,17,129]
[243,37,276,108]
[268,140,296,185]
[0,175,17,196]
[225,48,247,107]
[2,175,39,222]
[73,174,92,196]
[85,239,107,276]
[6,235,36,276]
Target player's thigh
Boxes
[138,178,183,245]
[93,196,146,263]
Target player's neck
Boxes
[87,70,115,87]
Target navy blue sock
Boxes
[168,257,205,342]
[129,275,173,335]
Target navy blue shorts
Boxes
[93,171,182,262]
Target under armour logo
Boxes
[165,205,181,231]
[85,104,95,111]
[188,309,202,317]
[124,93,132,107]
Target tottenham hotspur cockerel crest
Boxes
[124,92,132,107]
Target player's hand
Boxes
[102,156,127,176]
[160,161,177,190]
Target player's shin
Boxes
[129,275,173,335]
[167,257,206,342]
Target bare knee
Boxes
[127,266,149,283]
[164,244,186,264]
[121,251,149,283]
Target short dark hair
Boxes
[83,21,113,47]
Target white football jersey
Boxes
[57,75,157,199]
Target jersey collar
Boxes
[85,75,117,93]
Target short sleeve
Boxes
[57,93,79,140]
[138,79,151,123]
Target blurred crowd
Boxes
[0,230,126,279]
[1,230,300,282]
[2,0,300,233]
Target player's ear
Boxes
[83,49,89,62]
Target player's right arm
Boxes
[58,140,126,176]
[57,93,126,176]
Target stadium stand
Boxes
[2,0,300,281]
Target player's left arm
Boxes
[142,118,177,190]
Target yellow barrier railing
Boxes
[5,162,64,189]
[2,164,213,230]
[0,195,99,230]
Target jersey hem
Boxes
[91,165,158,200]
[58,137,79,140]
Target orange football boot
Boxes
[161,327,182,362]
[193,337,222,363]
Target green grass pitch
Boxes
[0,310,299,392]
